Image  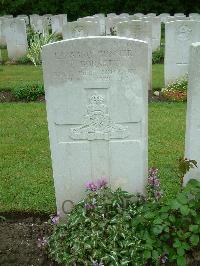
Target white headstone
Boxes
[164,20,200,85]
[146,13,157,17]
[51,14,67,34]
[42,36,148,216]
[0,17,8,46]
[174,13,186,18]
[78,16,104,36]
[158,13,170,23]
[17,15,29,25]
[63,21,101,39]
[4,18,28,60]
[184,42,200,183]
[30,15,48,34]
[143,16,161,51]
[116,20,152,90]
[107,16,129,35]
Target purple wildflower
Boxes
[148,167,158,176]
[148,176,160,187]
[37,236,48,248]
[85,203,96,210]
[85,181,97,191]
[97,177,108,189]
[50,212,60,225]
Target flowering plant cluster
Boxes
[48,161,200,266]
[162,77,188,102]
[147,167,163,201]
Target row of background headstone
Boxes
[1,13,200,87]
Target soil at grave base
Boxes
[0,90,165,103]
[0,213,59,266]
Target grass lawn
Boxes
[0,63,164,91]
[0,102,186,214]
[0,65,43,91]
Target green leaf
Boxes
[177,256,186,266]
[190,234,199,246]
[177,247,185,256]
[180,205,190,215]
[189,225,199,233]
[143,250,151,259]
[153,225,164,235]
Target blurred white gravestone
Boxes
[17,15,29,25]
[164,20,200,85]
[184,42,200,184]
[4,18,28,60]
[42,36,148,215]
[63,21,101,39]
[77,16,104,35]
[116,20,152,90]
[51,14,67,34]
[143,16,161,51]
[0,18,7,46]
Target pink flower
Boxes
[85,203,96,210]
[85,181,97,191]
[97,177,108,189]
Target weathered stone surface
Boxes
[4,18,28,60]
[30,15,48,34]
[51,14,67,34]
[42,36,148,215]
[63,21,101,39]
[116,20,152,90]
[143,16,161,51]
[0,17,7,46]
[17,15,29,25]
[165,20,200,85]
[184,42,200,183]
[77,16,104,35]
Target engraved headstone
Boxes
[63,21,101,39]
[116,20,152,90]
[4,18,28,60]
[164,20,200,85]
[184,42,200,183]
[42,36,148,216]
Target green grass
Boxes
[0,65,43,91]
[152,64,164,90]
[0,63,164,91]
[0,102,186,214]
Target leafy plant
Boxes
[162,77,188,102]
[27,32,59,66]
[152,46,164,64]
[48,159,200,266]
[16,55,31,64]
[12,82,44,101]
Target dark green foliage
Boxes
[12,82,44,101]
[152,46,164,64]
[16,55,31,64]
[1,0,200,21]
